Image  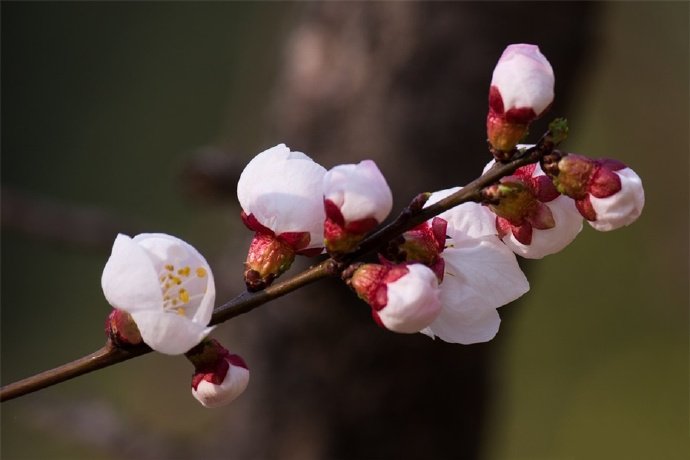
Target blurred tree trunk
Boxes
[228,3,598,459]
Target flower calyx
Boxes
[484,164,560,246]
[383,217,447,282]
[241,212,314,291]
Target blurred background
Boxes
[1,2,687,459]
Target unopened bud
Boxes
[323,160,393,255]
[187,339,250,409]
[348,263,441,333]
[105,308,143,348]
[549,154,644,231]
[487,44,554,155]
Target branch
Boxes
[0,140,550,402]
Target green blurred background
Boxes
[1,2,687,459]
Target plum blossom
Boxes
[323,160,393,254]
[101,233,215,355]
[237,144,327,290]
[188,339,250,408]
[405,191,530,344]
[348,263,442,334]
[487,44,555,154]
[545,153,645,231]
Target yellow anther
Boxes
[165,264,174,271]
[178,266,191,277]
[179,288,190,304]
[172,299,178,306]
[172,276,182,285]
[176,307,186,316]
[196,267,207,278]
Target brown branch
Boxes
[0,138,554,403]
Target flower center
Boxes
[158,263,208,317]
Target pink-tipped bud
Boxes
[550,154,644,231]
[105,308,143,348]
[348,263,441,333]
[187,339,250,409]
[487,44,554,154]
[323,160,393,255]
[236,144,326,247]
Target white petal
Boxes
[502,195,583,259]
[130,310,213,355]
[425,304,501,345]
[589,168,645,231]
[426,188,497,240]
[378,264,442,333]
[323,160,393,223]
[491,44,554,115]
[425,236,529,344]
[101,234,163,313]
[237,144,326,247]
[192,361,250,408]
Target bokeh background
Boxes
[2,2,687,460]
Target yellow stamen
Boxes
[165,264,174,271]
[179,288,190,304]
[178,266,191,277]
[176,307,186,316]
[196,267,207,278]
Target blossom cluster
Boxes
[98,43,643,409]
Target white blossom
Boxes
[422,190,529,344]
[101,233,215,355]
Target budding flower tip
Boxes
[105,308,143,349]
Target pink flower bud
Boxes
[237,144,327,289]
[323,160,393,254]
[487,44,554,153]
[349,263,442,334]
[237,144,326,251]
[587,166,644,231]
[550,154,644,231]
[188,339,250,409]
[105,308,143,348]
